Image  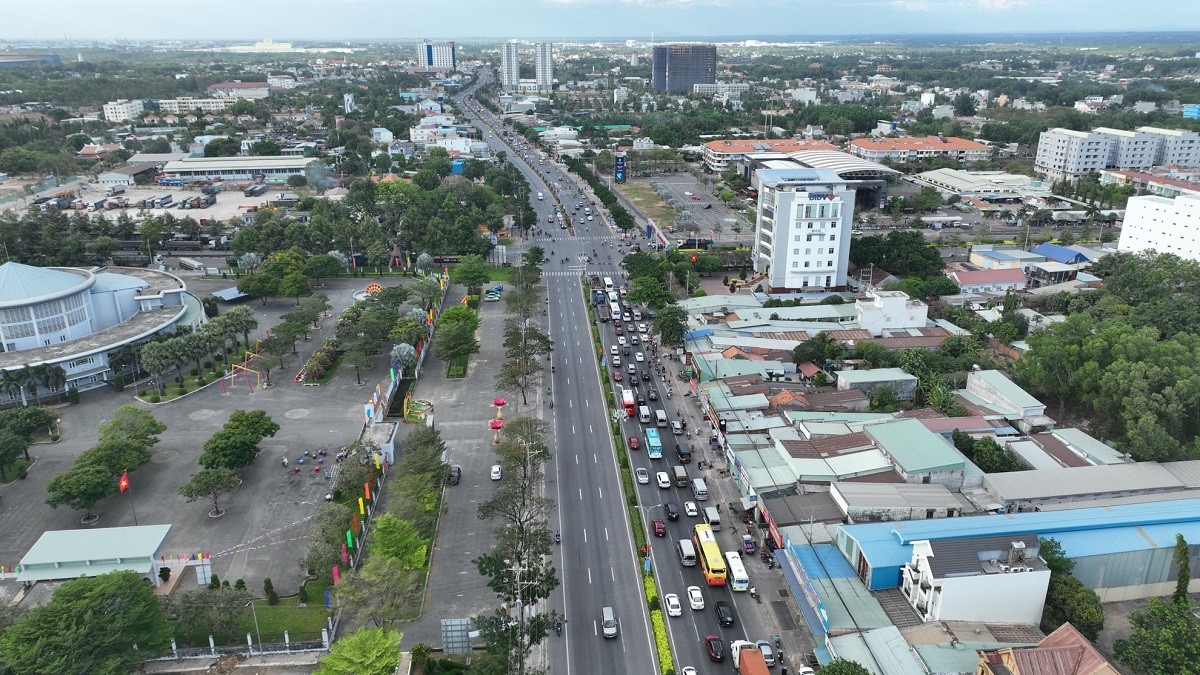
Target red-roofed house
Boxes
[848,136,992,164]
[947,268,1027,293]
[703,138,837,172]
[977,622,1119,675]
[797,362,823,381]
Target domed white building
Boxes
[0,262,203,402]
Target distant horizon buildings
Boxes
[500,40,520,90]
[415,40,457,72]
[499,40,553,93]
[651,43,717,93]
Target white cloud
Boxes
[976,0,1030,8]
[891,0,932,10]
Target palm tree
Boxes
[21,365,44,405]
[0,369,23,407]
[224,306,259,348]
[139,341,172,396]
[42,365,67,401]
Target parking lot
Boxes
[12,182,287,226]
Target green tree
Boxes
[0,429,25,480]
[248,139,282,156]
[167,586,251,644]
[819,660,873,675]
[334,555,420,628]
[315,627,402,675]
[179,467,241,516]
[369,513,428,570]
[199,410,279,469]
[341,348,373,386]
[952,92,978,117]
[98,404,165,449]
[627,275,676,310]
[652,304,688,346]
[432,305,481,362]
[870,386,900,412]
[1174,533,1192,606]
[1116,598,1200,674]
[278,271,312,305]
[202,137,240,157]
[450,254,490,292]
[0,570,170,675]
[304,254,342,286]
[45,463,118,520]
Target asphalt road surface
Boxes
[459,71,778,675]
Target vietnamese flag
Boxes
[118,471,130,493]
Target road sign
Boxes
[614,153,626,183]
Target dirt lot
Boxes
[615,180,677,228]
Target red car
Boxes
[612,370,622,382]
[628,436,640,451]
[614,324,624,335]
[706,635,725,662]
[652,518,666,537]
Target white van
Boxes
[537,192,544,200]
[638,406,652,424]
[677,539,697,567]
[654,410,668,428]
[601,606,619,638]
[704,506,722,531]
[691,477,709,501]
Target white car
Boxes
[681,669,698,675]
[490,464,502,480]
[684,501,699,517]
[664,593,682,617]
[637,323,648,333]
[635,352,645,362]
[617,336,627,346]
[687,586,705,610]
[612,356,622,367]
[636,468,650,484]
[656,471,671,489]
[683,191,693,196]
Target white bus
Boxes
[603,276,615,292]
[178,257,205,271]
[725,551,750,592]
[609,302,621,319]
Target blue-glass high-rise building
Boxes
[651,44,717,93]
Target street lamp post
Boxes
[246,599,262,651]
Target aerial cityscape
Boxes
[0,7,1198,675]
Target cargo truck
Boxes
[731,641,769,675]
[105,185,125,196]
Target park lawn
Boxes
[244,592,332,642]
[487,266,516,282]
[137,369,224,403]
[616,181,676,227]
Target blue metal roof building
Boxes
[834,499,1200,598]
[1031,242,1090,264]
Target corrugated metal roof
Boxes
[865,419,964,474]
[832,482,961,509]
[926,533,1041,578]
[983,462,1183,501]
[0,262,91,306]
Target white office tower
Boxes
[500,40,520,91]
[535,42,554,92]
[752,169,855,292]
[1035,128,1114,183]
[416,41,457,71]
[1118,193,1200,261]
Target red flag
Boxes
[118,471,130,493]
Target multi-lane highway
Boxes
[456,74,658,675]
[457,72,781,674]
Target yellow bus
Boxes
[692,524,727,586]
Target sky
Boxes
[2,0,1198,42]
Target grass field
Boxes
[615,181,676,227]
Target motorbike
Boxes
[554,531,561,545]
[556,622,563,636]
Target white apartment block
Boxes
[1036,126,1200,183]
[692,82,752,96]
[1093,127,1161,169]
[156,98,233,114]
[1137,126,1200,166]
[102,99,145,122]
[1118,193,1200,261]
[535,43,553,92]
[416,41,456,72]
[500,41,520,91]
[1034,128,1114,183]
[752,168,855,293]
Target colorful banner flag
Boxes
[118,471,130,493]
